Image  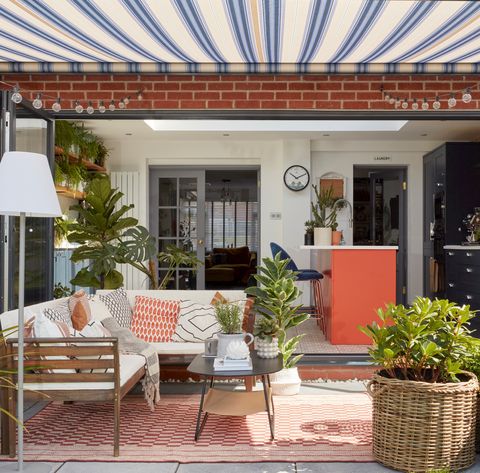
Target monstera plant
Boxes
[68,175,156,289]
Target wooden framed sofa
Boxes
[0,289,252,458]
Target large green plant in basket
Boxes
[359,297,479,473]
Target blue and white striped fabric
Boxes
[0,0,479,73]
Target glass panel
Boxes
[158,209,176,237]
[158,238,177,253]
[158,178,176,206]
[178,269,196,290]
[179,178,197,250]
[157,270,175,289]
[10,116,50,307]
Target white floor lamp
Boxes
[0,152,61,472]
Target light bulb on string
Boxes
[75,100,84,113]
[52,98,61,112]
[384,93,390,102]
[137,90,144,100]
[11,85,22,104]
[412,99,419,110]
[98,101,106,113]
[118,99,126,109]
[32,93,42,109]
[123,96,130,105]
[395,97,401,108]
[388,96,395,105]
[433,96,441,110]
[447,94,457,108]
[401,99,408,109]
[422,98,429,110]
[462,88,472,103]
[109,100,116,111]
[86,101,94,115]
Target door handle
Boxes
[198,239,204,245]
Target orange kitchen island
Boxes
[301,245,398,345]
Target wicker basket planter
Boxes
[367,371,479,473]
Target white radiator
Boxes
[110,172,148,290]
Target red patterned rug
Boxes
[10,393,373,462]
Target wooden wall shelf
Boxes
[55,185,86,200]
[55,146,107,172]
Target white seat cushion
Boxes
[23,354,145,391]
[150,341,204,355]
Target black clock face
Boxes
[283,165,310,191]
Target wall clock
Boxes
[283,165,310,191]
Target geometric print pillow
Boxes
[131,296,180,343]
[43,299,72,327]
[171,300,220,343]
[98,287,132,328]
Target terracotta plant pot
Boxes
[332,230,342,245]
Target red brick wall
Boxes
[1,73,479,110]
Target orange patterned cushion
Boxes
[131,296,180,343]
[68,290,92,331]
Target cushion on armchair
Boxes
[213,246,251,265]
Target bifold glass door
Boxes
[149,169,205,289]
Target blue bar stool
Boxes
[270,242,326,334]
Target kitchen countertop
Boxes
[444,245,480,250]
[300,245,399,250]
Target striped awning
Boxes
[0,0,479,74]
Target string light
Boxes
[109,100,116,111]
[123,96,130,105]
[74,100,84,113]
[11,85,22,104]
[412,98,418,110]
[462,88,472,103]
[433,96,441,110]
[98,100,106,113]
[118,99,126,109]
[401,98,408,109]
[52,98,61,112]
[388,96,395,105]
[447,94,457,108]
[137,89,144,100]
[86,101,94,114]
[395,97,401,108]
[32,93,42,109]
[422,98,429,110]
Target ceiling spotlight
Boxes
[86,101,94,115]
[75,100,84,113]
[447,94,457,108]
[384,93,390,102]
[109,100,116,111]
[98,100,106,113]
[52,98,61,112]
[433,96,441,110]
[11,85,22,104]
[32,93,42,109]
[422,98,429,110]
[401,99,408,109]
[412,99,419,110]
[462,88,472,103]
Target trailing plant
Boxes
[67,175,157,289]
[214,302,243,334]
[156,244,201,290]
[359,297,477,383]
[310,184,340,229]
[246,253,309,368]
[53,282,74,299]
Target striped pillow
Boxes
[171,301,220,343]
[99,288,132,328]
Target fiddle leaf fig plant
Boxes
[68,175,156,289]
[359,297,477,383]
[246,253,309,368]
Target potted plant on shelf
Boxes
[304,220,315,246]
[311,184,339,246]
[214,302,253,358]
[246,253,309,395]
[359,297,479,473]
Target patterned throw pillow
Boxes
[43,299,72,326]
[171,300,220,343]
[210,291,254,332]
[131,296,180,343]
[68,290,92,331]
[99,288,133,328]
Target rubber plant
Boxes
[246,253,309,368]
[67,175,157,289]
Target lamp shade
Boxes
[0,151,61,217]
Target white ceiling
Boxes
[79,119,480,143]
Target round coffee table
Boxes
[187,352,283,441]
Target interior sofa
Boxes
[0,289,250,457]
[205,246,257,286]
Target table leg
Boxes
[195,376,209,441]
[267,374,275,415]
[261,375,275,440]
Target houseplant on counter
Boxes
[359,297,479,473]
[311,184,338,246]
[304,220,315,246]
[246,253,309,394]
[214,302,254,358]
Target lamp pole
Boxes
[17,212,25,471]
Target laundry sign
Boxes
[374,156,392,161]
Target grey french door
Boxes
[149,168,205,289]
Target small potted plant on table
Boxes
[254,317,280,359]
[359,297,479,473]
[246,253,309,395]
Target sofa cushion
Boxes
[131,296,180,343]
[150,341,204,355]
[99,288,132,328]
[69,290,92,331]
[213,246,250,265]
[171,301,220,343]
[43,299,72,326]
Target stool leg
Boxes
[311,279,326,335]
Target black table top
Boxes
[187,352,283,377]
